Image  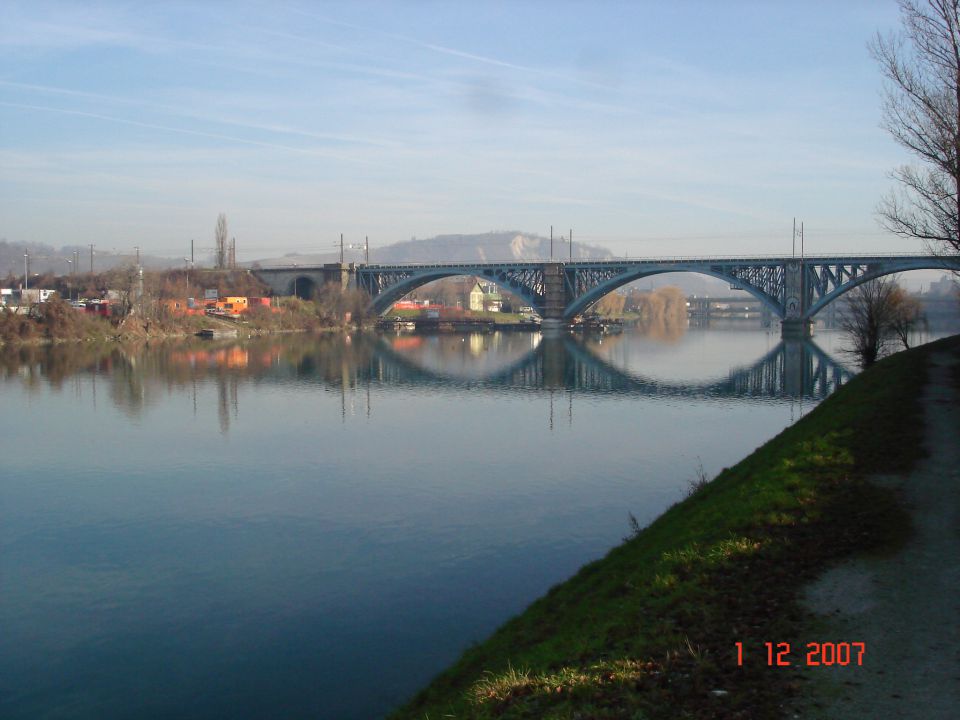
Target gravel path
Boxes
[797,349,960,718]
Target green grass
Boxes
[389,336,960,720]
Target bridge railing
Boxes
[347,253,947,270]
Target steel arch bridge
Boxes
[351,254,957,334]
[355,262,546,313]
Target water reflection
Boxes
[0,331,854,438]
[0,328,854,720]
[374,333,853,399]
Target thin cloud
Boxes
[288,7,616,91]
[0,82,397,149]
[0,101,376,163]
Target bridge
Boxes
[253,254,959,336]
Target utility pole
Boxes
[800,221,805,318]
[550,225,553,260]
[365,235,369,264]
[569,228,573,262]
[89,244,95,273]
[340,233,344,264]
[137,265,144,312]
[24,252,29,291]
[190,239,194,266]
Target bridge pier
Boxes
[780,319,813,338]
[540,263,567,330]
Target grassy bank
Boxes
[391,336,959,720]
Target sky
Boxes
[0,0,918,263]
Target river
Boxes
[1,327,854,719]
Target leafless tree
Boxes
[315,282,372,325]
[871,0,960,257]
[839,276,918,366]
[594,291,626,316]
[101,265,139,318]
[214,213,228,269]
[890,289,925,348]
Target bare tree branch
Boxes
[214,214,228,270]
[871,0,960,256]
[839,276,919,366]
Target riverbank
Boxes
[0,296,354,347]
[390,335,959,719]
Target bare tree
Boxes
[315,282,372,326]
[839,276,916,366]
[890,288,925,348]
[870,0,960,256]
[101,265,140,318]
[594,292,626,316]
[214,213,228,269]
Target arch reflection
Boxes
[371,332,854,400]
[0,331,856,434]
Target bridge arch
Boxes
[369,268,541,315]
[804,258,954,319]
[564,265,784,320]
[290,276,318,300]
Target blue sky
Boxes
[0,0,913,261]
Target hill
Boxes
[0,239,177,278]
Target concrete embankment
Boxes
[389,336,959,720]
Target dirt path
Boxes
[797,349,960,718]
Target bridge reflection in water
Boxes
[1,330,853,434]
[362,332,854,401]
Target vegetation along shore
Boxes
[389,335,960,719]
[0,268,368,346]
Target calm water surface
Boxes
[1,328,853,719]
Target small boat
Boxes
[572,315,623,334]
[196,328,238,338]
[377,317,417,332]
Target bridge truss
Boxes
[348,254,957,323]
[356,262,548,315]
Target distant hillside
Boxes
[373,231,613,263]
[251,231,613,266]
[0,240,177,278]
